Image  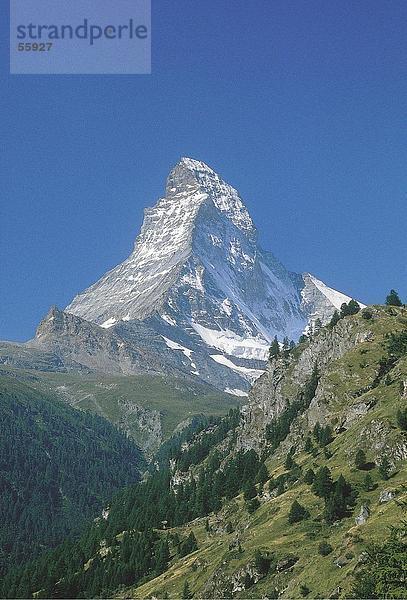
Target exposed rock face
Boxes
[28,306,255,393]
[201,561,263,599]
[116,400,162,457]
[28,306,176,376]
[355,504,370,525]
[379,489,395,503]
[238,316,372,451]
[63,158,361,394]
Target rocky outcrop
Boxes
[116,401,162,458]
[355,504,370,525]
[379,489,395,503]
[237,315,373,452]
[201,561,264,598]
[28,306,163,375]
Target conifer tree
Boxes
[340,300,360,317]
[312,466,333,498]
[254,549,271,575]
[243,480,257,501]
[396,408,407,431]
[155,539,170,574]
[276,479,285,496]
[318,541,333,556]
[304,437,313,453]
[303,468,315,485]
[330,474,349,520]
[269,336,280,360]
[210,475,223,512]
[319,425,333,447]
[329,310,341,328]
[256,463,269,485]
[288,500,309,524]
[284,452,295,470]
[300,584,311,597]
[312,422,321,442]
[182,580,193,599]
[247,497,260,513]
[354,449,367,470]
[363,473,374,492]
[303,365,320,407]
[180,532,198,557]
[385,289,402,307]
[348,299,361,315]
[378,455,391,480]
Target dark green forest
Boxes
[0,407,244,598]
[0,376,142,576]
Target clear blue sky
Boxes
[1,0,406,341]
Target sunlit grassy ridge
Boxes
[125,307,407,599]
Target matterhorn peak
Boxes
[165,157,255,237]
[65,158,363,393]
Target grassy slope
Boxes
[126,307,407,599]
[0,367,241,448]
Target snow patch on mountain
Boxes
[101,317,117,329]
[224,388,249,397]
[304,273,365,310]
[191,322,270,361]
[209,354,264,384]
[162,336,199,374]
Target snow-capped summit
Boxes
[66,158,363,393]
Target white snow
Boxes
[162,336,198,372]
[161,313,176,326]
[100,317,117,329]
[209,234,222,247]
[67,184,210,323]
[224,388,248,397]
[210,354,264,384]
[192,322,270,361]
[65,156,365,396]
[162,336,192,355]
[306,274,366,310]
[180,268,205,293]
[221,298,233,316]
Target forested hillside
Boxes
[1,305,407,599]
[0,376,142,576]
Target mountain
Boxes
[64,157,362,394]
[0,374,142,576]
[4,305,406,599]
[0,156,365,486]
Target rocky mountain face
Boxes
[63,157,360,394]
[238,313,375,454]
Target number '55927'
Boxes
[17,43,53,51]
